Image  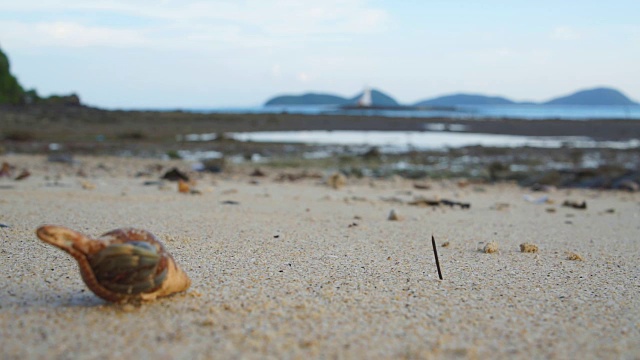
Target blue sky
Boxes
[1,0,638,108]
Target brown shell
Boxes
[36,225,191,303]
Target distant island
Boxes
[265,87,639,107]
[265,89,399,107]
[414,94,515,106]
[543,88,638,106]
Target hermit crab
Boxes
[36,225,191,303]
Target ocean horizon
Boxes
[173,104,640,121]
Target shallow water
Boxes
[187,104,640,120]
[184,130,640,153]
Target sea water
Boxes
[170,104,640,158]
[182,130,640,153]
[187,104,640,120]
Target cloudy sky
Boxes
[1,0,639,108]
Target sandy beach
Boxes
[0,154,638,359]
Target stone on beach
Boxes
[483,241,499,253]
[520,243,539,253]
[327,172,347,189]
[387,209,403,221]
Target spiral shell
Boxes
[36,225,191,303]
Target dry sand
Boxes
[1,154,639,359]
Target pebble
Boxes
[483,241,499,254]
[327,173,347,190]
[387,209,403,221]
[566,252,584,261]
[520,243,539,253]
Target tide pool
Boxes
[183,130,640,152]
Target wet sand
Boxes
[1,154,639,358]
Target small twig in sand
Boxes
[431,235,443,280]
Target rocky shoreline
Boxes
[1,105,639,190]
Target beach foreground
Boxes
[1,155,639,359]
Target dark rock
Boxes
[562,200,587,210]
[14,169,30,181]
[47,154,75,164]
[362,147,381,160]
[41,93,81,107]
[413,182,431,190]
[142,181,163,186]
[613,179,639,192]
[530,184,556,192]
[161,168,189,182]
[201,158,225,173]
[440,199,471,209]
[409,197,470,209]
[250,168,266,177]
[488,162,510,182]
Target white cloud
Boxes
[469,47,516,63]
[0,20,148,48]
[296,72,311,82]
[529,49,552,65]
[271,64,282,78]
[551,26,581,41]
[0,0,388,49]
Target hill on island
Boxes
[265,89,398,107]
[414,94,515,106]
[266,87,638,107]
[264,93,350,106]
[543,87,638,106]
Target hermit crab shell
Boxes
[36,225,191,303]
